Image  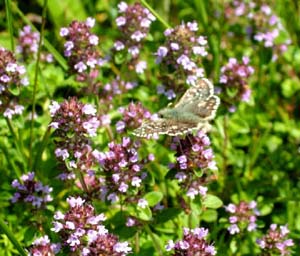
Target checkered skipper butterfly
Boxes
[132,78,220,137]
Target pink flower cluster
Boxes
[219,56,254,109]
[165,227,216,255]
[225,1,290,60]
[225,200,259,235]
[155,21,208,87]
[93,137,152,203]
[16,25,53,63]
[0,47,28,118]
[11,172,53,208]
[60,18,106,81]
[51,196,131,255]
[28,235,60,256]
[170,131,217,199]
[99,77,137,110]
[49,98,100,179]
[116,102,152,133]
[256,224,294,256]
[114,2,155,74]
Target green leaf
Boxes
[8,85,20,96]
[229,117,250,134]
[265,135,282,152]
[0,219,27,256]
[114,52,126,64]
[156,208,182,223]
[128,204,152,221]
[136,206,152,221]
[259,203,274,216]
[203,194,223,209]
[188,211,200,228]
[281,78,300,98]
[201,209,218,222]
[144,191,163,207]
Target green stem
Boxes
[140,0,171,28]
[5,0,14,51]
[134,231,140,254]
[32,127,52,173]
[209,35,220,80]
[222,115,228,177]
[144,224,163,256]
[78,171,89,195]
[28,0,48,169]
[0,144,21,178]
[195,1,208,28]
[5,118,27,167]
[196,1,220,79]
[0,219,27,256]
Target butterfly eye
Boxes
[158,112,164,118]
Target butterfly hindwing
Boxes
[132,118,199,137]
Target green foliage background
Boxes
[0,0,300,255]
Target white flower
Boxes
[135,61,147,74]
[86,17,95,27]
[89,35,99,45]
[60,27,69,37]
[137,198,148,208]
[113,242,132,254]
[117,2,128,12]
[165,240,175,251]
[49,101,60,116]
[82,104,97,115]
[131,31,145,42]
[67,196,85,207]
[116,16,126,26]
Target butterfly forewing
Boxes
[181,95,220,120]
[174,78,214,108]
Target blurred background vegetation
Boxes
[1,0,300,255]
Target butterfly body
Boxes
[133,79,220,138]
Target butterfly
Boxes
[132,78,220,138]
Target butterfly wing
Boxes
[132,118,200,137]
[180,95,220,121]
[174,78,214,108]
[133,78,219,138]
